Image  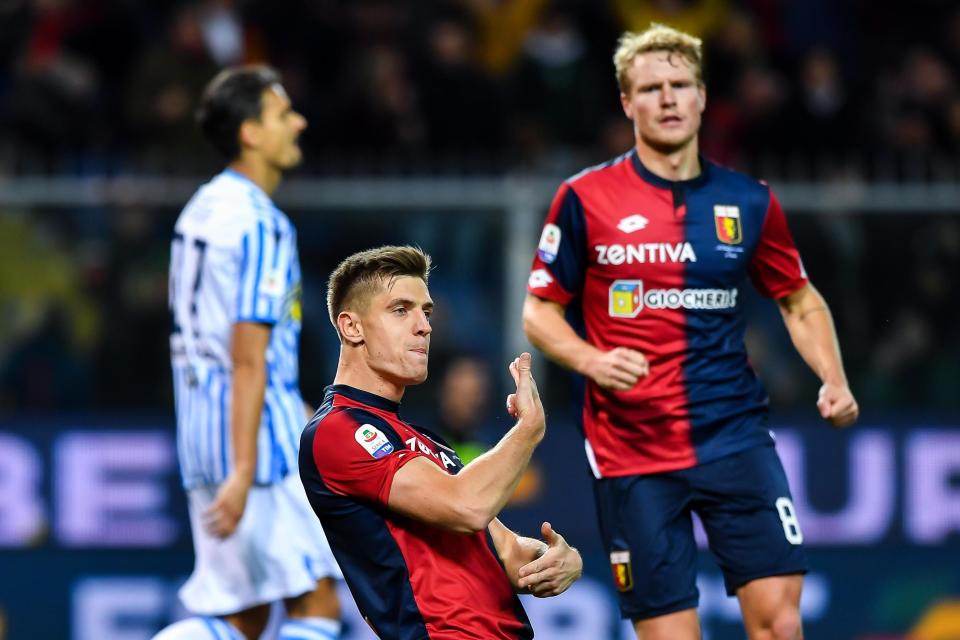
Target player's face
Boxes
[361,276,433,387]
[620,51,705,154]
[254,85,307,169]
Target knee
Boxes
[752,608,802,640]
[285,577,341,619]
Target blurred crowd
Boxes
[2,0,960,176]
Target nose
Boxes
[414,310,432,336]
[660,82,675,106]
[294,111,307,131]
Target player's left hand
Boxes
[203,471,252,538]
[817,382,859,428]
[516,522,582,597]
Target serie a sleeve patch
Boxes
[354,424,395,459]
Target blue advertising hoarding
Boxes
[1,414,958,639]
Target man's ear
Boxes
[337,311,363,346]
[238,118,260,151]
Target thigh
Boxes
[277,472,343,581]
[594,474,699,621]
[691,445,808,596]
[180,479,324,615]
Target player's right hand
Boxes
[506,352,545,434]
[203,471,252,538]
[585,346,649,391]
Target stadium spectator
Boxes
[300,245,582,638]
[124,4,221,170]
[522,24,858,639]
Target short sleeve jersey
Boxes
[169,169,306,489]
[527,151,807,478]
[300,385,533,640]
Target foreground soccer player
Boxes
[159,65,341,640]
[523,24,859,640]
[300,246,582,639]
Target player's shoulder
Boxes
[176,171,284,240]
[704,158,772,199]
[564,150,634,191]
[313,405,397,438]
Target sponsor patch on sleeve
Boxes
[354,425,395,459]
[537,223,561,264]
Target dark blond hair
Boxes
[326,245,432,334]
[614,24,704,92]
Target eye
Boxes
[424,310,433,322]
[393,307,407,316]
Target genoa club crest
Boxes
[610,550,633,592]
[714,205,742,244]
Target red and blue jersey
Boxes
[299,384,533,639]
[528,150,807,478]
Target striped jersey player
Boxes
[161,65,341,640]
[170,167,305,489]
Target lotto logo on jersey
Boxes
[354,425,394,459]
[609,280,643,318]
[538,224,561,264]
[714,205,742,244]
[528,268,553,289]
[610,550,633,592]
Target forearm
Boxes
[455,420,544,528]
[781,286,848,385]
[229,362,266,480]
[522,295,597,375]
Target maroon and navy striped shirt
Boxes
[528,150,807,478]
[300,384,533,639]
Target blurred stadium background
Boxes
[1,0,959,638]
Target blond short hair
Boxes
[326,245,432,335]
[614,24,703,92]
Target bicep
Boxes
[777,282,818,318]
[523,294,567,325]
[387,456,476,533]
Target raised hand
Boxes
[505,352,545,434]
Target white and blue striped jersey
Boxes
[169,169,306,489]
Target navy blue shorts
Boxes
[593,444,808,621]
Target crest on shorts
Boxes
[610,550,633,592]
[714,205,742,244]
[354,425,394,459]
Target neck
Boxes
[635,136,701,181]
[333,354,406,403]
[228,156,282,196]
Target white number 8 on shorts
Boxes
[775,497,804,545]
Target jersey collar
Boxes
[630,148,709,189]
[222,168,272,201]
[326,384,401,413]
